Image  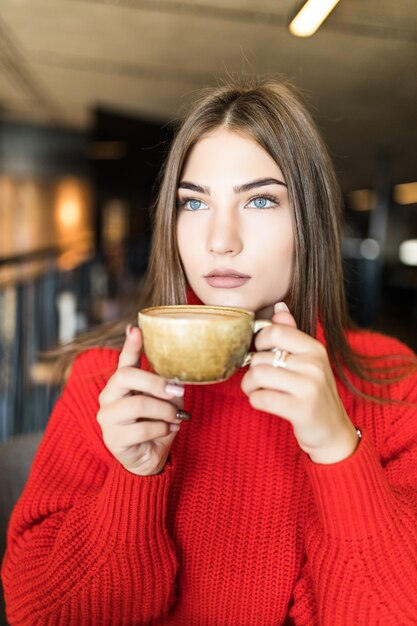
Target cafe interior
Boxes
[0,2,416,615]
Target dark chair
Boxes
[0,432,43,626]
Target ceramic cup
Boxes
[138,304,271,384]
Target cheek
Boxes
[250,216,294,268]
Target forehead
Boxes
[181,128,284,182]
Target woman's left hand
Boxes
[241,305,359,464]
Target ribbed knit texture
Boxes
[2,330,417,625]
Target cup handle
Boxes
[241,319,272,367]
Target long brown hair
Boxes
[59,76,416,395]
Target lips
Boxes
[204,268,251,289]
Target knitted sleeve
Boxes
[1,349,178,626]
[289,371,417,625]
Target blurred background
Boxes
[0,0,416,442]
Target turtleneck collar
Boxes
[186,286,204,306]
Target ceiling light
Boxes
[289,0,341,37]
[393,182,417,205]
[399,239,417,266]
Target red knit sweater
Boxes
[2,330,417,625]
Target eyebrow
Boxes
[177,177,287,195]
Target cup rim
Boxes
[139,304,254,323]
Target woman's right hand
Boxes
[97,326,188,476]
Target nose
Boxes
[207,208,243,256]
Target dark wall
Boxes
[90,108,173,274]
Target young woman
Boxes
[2,78,417,625]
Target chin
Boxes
[201,291,254,312]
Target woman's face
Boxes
[176,127,294,319]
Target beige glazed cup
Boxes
[138,305,271,384]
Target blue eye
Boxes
[247,196,278,209]
[189,199,204,210]
[178,198,209,211]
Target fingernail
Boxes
[274,302,289,313]
[125,324,133,337]
[165,383,185,397]
[176,409,192,421]
[170,423,181,432]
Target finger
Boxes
[272,311,297,328]
[99,367,184,405]
[241,363,300,397]
[247,388,299,422]
[98,394,182,427]
[111,419,179,448]
[273,302,297,328]
[118,325,143,369]
[255,322,320,355]
[249,351,328,385]
[249,350,294,369]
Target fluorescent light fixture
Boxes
[289,0,341,37]
[399,239,417,266]
[393,181,417,205]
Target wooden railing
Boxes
[0,250,96,441]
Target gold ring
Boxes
[271,348,289,369]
